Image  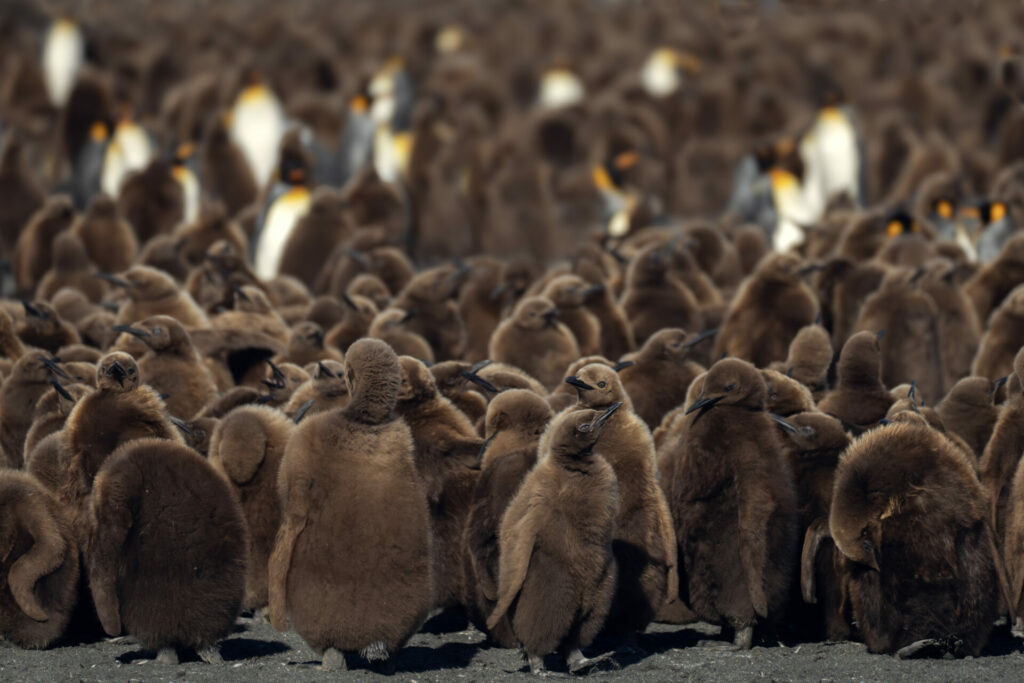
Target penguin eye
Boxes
[724,382,736,392]
[769,393,777,401]
[800,425,814,436]
[860,527,869,539]
[153,328,163,335]
[597,381,607,388]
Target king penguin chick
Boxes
[70,194,136,274]
[621,242,704,346]
[817,331,894,433]
[769,322,833,400]
[937,376,1003,460]
[980,347,1024,542]
[36,231,105,303]
[972,283,1024,382]
[488,404,622,674]
[324,293,379,353]
[463,390,554,646]
[269,339,432,673]
[489,296,580,392]
[369,308,435,363]
[618,328,713,430]
[17,301,80,354]
[0,471,80,649]
[669,358,798,648]
[283,360,349,422]
[541,275,603,357]
[13,196,76,298]
[112,316,219,420]
[0,351,70,468]
[395,356,482,612]
[0,135,44,258]
[208,405,295,611]
[87,438,247,664]
[713,253,819,369]
[564,364,678,644]
[107,266,209,329]
[274,321,344,367]
[831,421,1007,657]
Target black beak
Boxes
[317,361,336,378]
[582,283,606,298]
[267,359,286,383]
[398,308,419,324]
[341,293,358,310]
[478,431,498,460]
[606,247,629,265]
[469,359,493,374]
[95,272,132,288]
[112,324,149,339]
[685,328,719,349]
[769,413,797,433]
[21,300,46,319]
[42,356,69,379]
[876,329,886,344]
[260,378,285,390]
[591,401,623,430]
[169,416,194,437]
[105,360,127,386]
[612,360,635,372]
[908,380,917,401]
[462,371,498,393]
[541,308,559,325]
[231,283,250,302]
[294,398,315,424]
[490,283,509,302]
[100,301,119,313]
[256,393,275,404]
[995,376,1009,395]
[345,248,370,268]
[50,379,74,401]
[565,376,596,391]
[795,263,824,277]
[685,394,724,415]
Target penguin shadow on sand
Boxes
[114,622,289,665]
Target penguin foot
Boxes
[527,653,548,675]
[360,640,389,662]
[732,625,754,650]
[320,647,347,671]
[895,635,963,660]
[566,648,616,674]
[197,645,223,664]
[156,647,178,664]
[1012,617,1024,640]
[615,633,648,657]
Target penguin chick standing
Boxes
[618,328,712,430]
[831,422,1006,657]
[87,438,247,663]
[817,331,894,433]
[70,194,137,274]
[269,339,432,672]
[937,376,1003,461]
[488,405,622,675]
[670,358,799,648]
[108,266,209,329]
[489,296,580,392]
[36,231,106,303]
[980,347,1024,541]
[0,351,70,468]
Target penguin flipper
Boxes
[267,468,312,632]
[737,478,774,618]
[487,489,538,630]
[7,499,66,622]
[800,517,831,604]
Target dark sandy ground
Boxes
[4,613,1024,682]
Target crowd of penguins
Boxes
[8,0,1024,676]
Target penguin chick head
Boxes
[341,292,379,325]
[84,193,118,221]
[397,355,437,404]
[290,321,325,350]
[131,315,190,353]
[542,274,589,308]
[12,350,70,384]
[945,376,1002,409]
[52,231,91,270]
[97,351,139,393]
[512,296,560,331]
[779,411,849,453]
[484,389,553,440]
[312,359,348,398]
[117,266,178,301]
[565,363,626,409]
[548,403,623,460]
[234,285,273,314]
[686,358,765,416]
[761,369,814,416]
[836,330,883,389]
[343,338,401,424]
[755,252,806,283]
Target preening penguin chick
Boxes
[830,421,1006,657]
[489,296,580,392]
[463,389,554,646]
[209,405,295,611]
[667,358,799,648]
[488,405,621,675]
[269,339,432,672]
[618,328,712,430]
[87,438,247,663]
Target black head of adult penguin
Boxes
[96,351,141,394]
[343,338,402,425]
[685,357,766,420]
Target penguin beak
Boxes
[398,308,419,324]
[612,361,635,372]
[95,272,132,288]
[294,398,315,424]
[685,394,724,415]
[565,376,596,391]
[461,371,498,393]
[341,293,358,310]
[345,248,371,268]
[995,376,1009,395]
[50,379,74,402]
[42,356,69,379]
[684,328,719,349]
[469,359,493,374]
[590,401,623,431]
[21,300,46,319]
[769,413,798,433]
[169,416,194,437]
[317,361,336,378]
[581,283,606,298]
[542,308,560,326]
[795,263,824,277]
[490,283,509,302]
[105,361,127,386]
[478,431,498,460]
[112,324,149,339]
[266,359,286,384]
[231,283,250,302]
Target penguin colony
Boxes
[6,0,1024,675]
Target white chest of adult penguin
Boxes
[251,153,312,281]
[370,58,416,186]
[767,140,818,253]
[100,111,155,199]
[229,78,287,190]
[41,17,84,109]
[798,92,865,215]
[170,141,200,224]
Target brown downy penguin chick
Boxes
[61,353,182,527]
[457,256,505,363]
[116,160,184,245]
[818,331,894,433]
[548,356,615,413]
[668,358,799,648]
[937,376,1004,460]
[176,201,248,269]
[769,323,833,400]
[762,369,816,418]
[369,308,435,363]
[87,438,247,663]
[541,275,603,357]
[618,328,712,430]
[283,360,349,422]
[24,381,91,460]
[965,233,1024,324]
[391,266,467,362]
[36,231,106,303]
[346,272,392,311]
[0,309,26,365]
[973,284,1024,382]
[463,390,554,646]
[0,351,70,468]
[269,339,432,672]
[324,293,378,353]
[13,196,75,298]
[0,471,80,649]
[70,194,136,274]
[854,268,943,405]
[274,321,344,367]
[488,405,621,675]
[201,112,258,217]
[107,266,209,330]
[564,364,678,643]
[112,316,219,420]
[980,347,1024,542]
[919,261,980,393]
[17,301,80,353]
[429,361,491,427]
[771,412,851,641]
[1002,455,1024,631]
[254,360,310,409]
[209,284,289,344]
[621,242,703,346]
[713,253,819,369]
[489,296,580,392]
[209,405,295,611]
[582,280,636,361]
[395,356,482,612]
[830,421,1007,657]
[0,135,44,257]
